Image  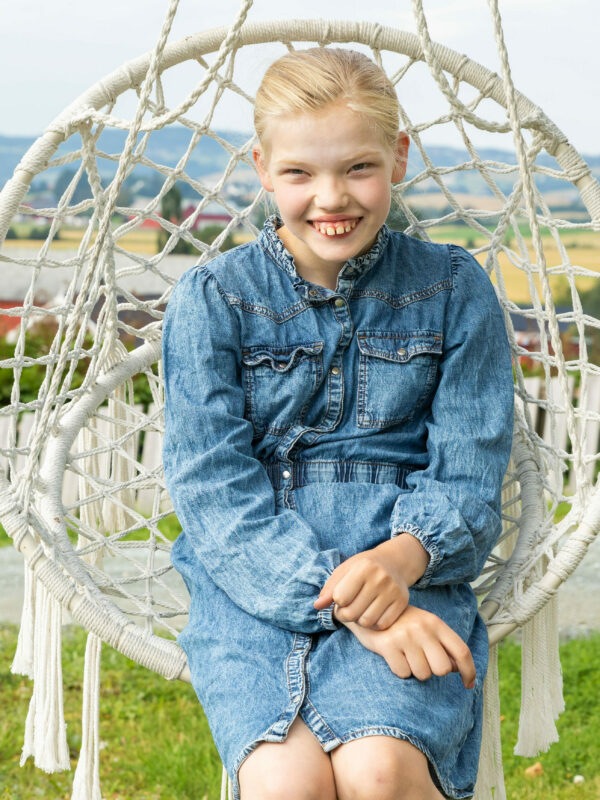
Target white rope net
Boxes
[0,5,599,798]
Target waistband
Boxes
[261,459,423,491]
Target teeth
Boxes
[313,219,359,236]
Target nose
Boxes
[314,174,348,211]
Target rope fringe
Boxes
[514,590,564,755]
[20,582,70,773]
[474,643,506,800]
[11,561,36,679]
[71,632,103,800]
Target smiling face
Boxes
[252,102,409,285]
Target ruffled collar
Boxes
[257,213,390,286]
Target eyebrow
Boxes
[273,152,383,168]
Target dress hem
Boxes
[230,718,476,800]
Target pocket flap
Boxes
[242,341,324,371]
[356,330,443,363]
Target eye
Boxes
[351,162,371,172]
[286,168,306,175]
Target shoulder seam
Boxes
[448,243,491,294]
[196,263,240,311]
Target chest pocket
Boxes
[241,341,324,436]
[356,330,443,428]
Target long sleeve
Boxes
[161,264,342,634]
[389,245,514,588]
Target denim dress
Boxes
[161,214,514,800]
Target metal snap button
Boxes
[396,347,407,356]
[331,366,340,375]
[282,469,291,479]
[334,298,344,307]
[309,288,318,297]
[278,361,286,368]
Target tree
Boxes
[160,185,182,225]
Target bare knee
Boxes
[239,764,335,800]
[238,717,336,800]
[331,736,443,800]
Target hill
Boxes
[1,127,598,210]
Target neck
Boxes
[276,224,343,290]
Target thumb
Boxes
[313,579,335,608]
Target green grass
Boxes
[1,624,599,799]
[0,624,220,800]
[498,635,600,800]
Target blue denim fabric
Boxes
[162,214,514,799]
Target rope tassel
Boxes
[474,643,506,800]
[20,582,70,772]
[71,632,103,800]
[11,561,37,679]
[514,590,564,756]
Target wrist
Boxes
[376,534,430,587]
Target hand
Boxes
[313,549,410,630]
[342,604,477,690]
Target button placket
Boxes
[276,283,354,470]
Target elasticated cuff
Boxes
[390,523,442,589]
[318,601,341,631]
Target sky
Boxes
[0,0,596,156]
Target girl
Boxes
[162,47,514,800]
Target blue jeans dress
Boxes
[161,215,514,800]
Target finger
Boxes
[404,644,433,682]
[314,589,333,609]
[374,595,410,630]
[439,630,476,689]
[338,573,407,626]
[386,648,412,680]
[422,641,455,678]
[314,558,357,608]
[374,604,403,631]
[331,569,367,610]
[314,570,342,608]
[358,598,403,630]
[334,582,376,622]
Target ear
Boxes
[391,131,410,183]
[252,144,275,193]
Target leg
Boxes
[330,734,446,800]
[238,715,337,800]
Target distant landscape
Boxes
[1,125,598,213]
[1,125,598,314]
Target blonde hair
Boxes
[254,47,401,164]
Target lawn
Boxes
[1,624,599,799]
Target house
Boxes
[509,306,578,372]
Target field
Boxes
[3,223,599,307]
[426,225,600,306]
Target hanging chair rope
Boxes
[1,9,599,800]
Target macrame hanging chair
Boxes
[1,0,599,798]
